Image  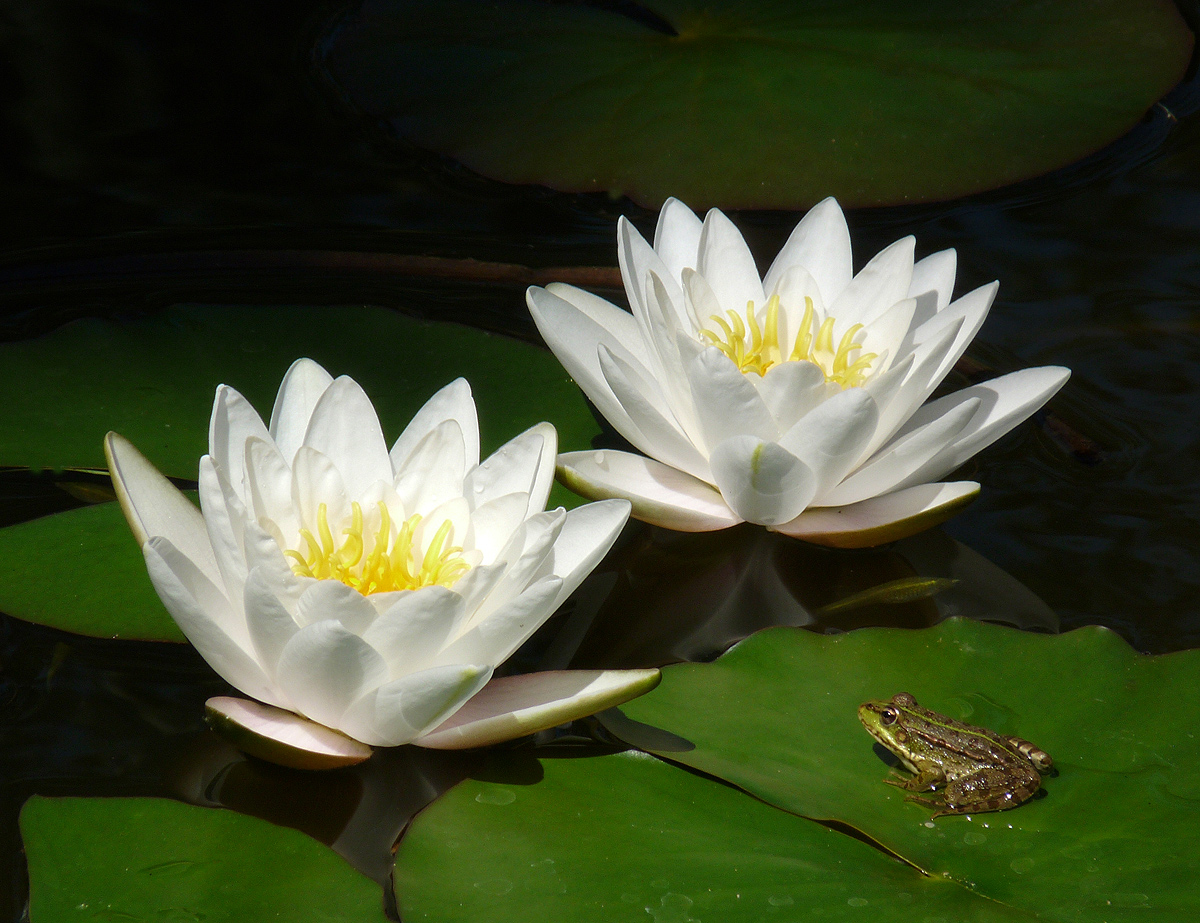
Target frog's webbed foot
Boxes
[904,794,948,812]
[886,769,944,793]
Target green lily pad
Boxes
[20,795,387,922]
[609,619,1200,921]
[323,0,1192,209]
[395,750,1035,921]
[0,303,599,484]
[0,501,186,641]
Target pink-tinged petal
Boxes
[752,359,829,434]
[909,248,957,313]
[466,492,530,564]
[709,436,817,526]
[696,208,765,312]
[389,377,480,475]
[763,197,852,306]
[290,446,350,533]
[415,668,661,750]
[275,620,389,728]
[393,418,467,517]
[599,345,712,483]
[338,663,492,747]
[243,565,301,679]
[360,586,464,677]
[303,377,392,502]
[829,236,915,328]
[557,449,739,532]
[653,197,703,282]
[268,358,334,467]
[432,576,563,668]
[773,481,981,548]
[244,436,298,544]
[205,696,372,770]
[465,423,556,518]
[208,385,271,502]
[294,579,378,634]
[527,285,653,451]
[531,499,630,611]
[895,366,1071,485]
[686,347,779,447]
[820,397,981,507]
[779,388,880,499]
[143,536,282,706]
[104,432,219,587]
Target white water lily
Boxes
[527,198,1069,547]
[105,359,652,767]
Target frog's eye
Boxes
[881,707,899,726]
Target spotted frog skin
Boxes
[858,693,1053,818]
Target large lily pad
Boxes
[323,0,1192,209]
[608,619,1200,921]
[0,303,599,481]
[20,795,387,922]
[395,749,1034,921]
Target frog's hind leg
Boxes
[1006,736,1053,773]
[935,766,1042,818]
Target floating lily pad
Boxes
[0,501,185,641]
[395,750,1033,921]
[0,303,599,483]
[323,0,1192,209]
[20,796,387,922]
[608,619,1200,921]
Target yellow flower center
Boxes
[697,294,878,388]
[285,501,471,595]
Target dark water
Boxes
[3,1,1200,919]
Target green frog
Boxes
[858,693,1052,818]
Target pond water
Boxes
[3,1,1200,920]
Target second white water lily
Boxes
[528,198,1069,546]
[106,359,651,767]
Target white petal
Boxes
[820,397,981,506]
[686,346,779,447]
[432,576,563,668]
[393,418,467,516]
[895,367,1071,485]
[104,432,220,587]
[779,388,880,499]
[143,537,282,707]
[543,282,649,366]
[773,481,981,548]
[243,565,302,679]
[599,344,712,482]
[244,437,298,544]
[290,446,350,532]
[858,297,918,371]
[360,586,464,677]
[763,197,852,304]
[909,249,957,313]
[696,209,764,312]
[464,423,556,518]
[275,620,389,728]
[768,263,826,350]
[527,285,653,452]
[532,499,630,611]
[753,360,829,434]
[829,236,915,328]
[467,492,531,564]
[618,216,687,335]
[470,511,565,624]
[338,663,492,747]
[268,358,334,467]
[303,377,392,501]
[709,436,817,526]
[653,197,703,282]
[205,696,372,769]
[389,377,480,474]
[294,579,378,634]
[208,385,271,503]
[197,456,249,610]
[557,449,740,531]
[414,668,661,750]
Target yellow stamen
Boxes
[284,502,471,595]
[696,293,877,388]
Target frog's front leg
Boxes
[886,767,944,792]
[932,765,1041,818]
